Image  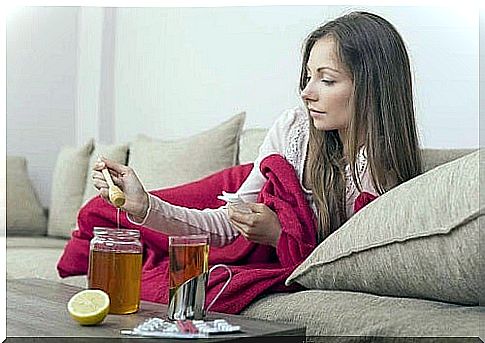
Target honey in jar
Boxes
[88,227,142,314]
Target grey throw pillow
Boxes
[286,150,481,305]
[128,112,245,191]
[6,156,47,236]
[48,139,94,238]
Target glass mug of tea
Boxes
[88,227,143,314]
[168,234,232,320]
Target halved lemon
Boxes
[67,289,110,325]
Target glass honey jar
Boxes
[88,227,143,314]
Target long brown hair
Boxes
[300,11,423,241]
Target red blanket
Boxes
[57,154,318,314]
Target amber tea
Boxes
[169,241,209,294]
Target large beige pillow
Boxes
[48,140,94,238]
[81,142,129,205]
[238,128,268,164]
[286,150,481,305]
[6,156,47,236]
[128,112,245,191]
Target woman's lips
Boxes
[309,109,327,117]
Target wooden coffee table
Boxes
[7,278,306,341]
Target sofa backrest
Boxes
[421,148,476,172]
[239,128,477,173]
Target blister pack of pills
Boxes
[120,317,242,339]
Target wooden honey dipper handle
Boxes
[101,168,126,208]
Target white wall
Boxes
[6,5,479,207]
[7,6,79,207]
[481,8,485,149]
[76,7,103,147]
[112,6,478,145]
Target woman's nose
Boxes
[301,83,317,102]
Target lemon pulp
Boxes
[67,289,110,325]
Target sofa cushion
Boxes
[81,142,129,205]
[286,150,481,305]
[238,128,268,164]
[6,236,68,249]
[48,139,94,238]
[7,236,67,281]
[128,112,245,191]
[6,156,47,236]
[6,238,87,289]
[241,290,483,337]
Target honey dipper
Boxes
[98,156,126,208]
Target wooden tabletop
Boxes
[7,278,305,342]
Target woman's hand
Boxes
[228,203,282,247]
[92,157,149,220]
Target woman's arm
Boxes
[96,108,299,247]
[126,194,238,247]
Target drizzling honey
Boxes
[117,207,121,230]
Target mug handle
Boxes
[204,264,232,314]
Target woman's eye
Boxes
[322,80,335,85]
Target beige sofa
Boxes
[6,112,484,340]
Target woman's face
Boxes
[301,37,354,136]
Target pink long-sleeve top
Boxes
[126,107,378,246]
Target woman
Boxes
[92,11,422,247]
